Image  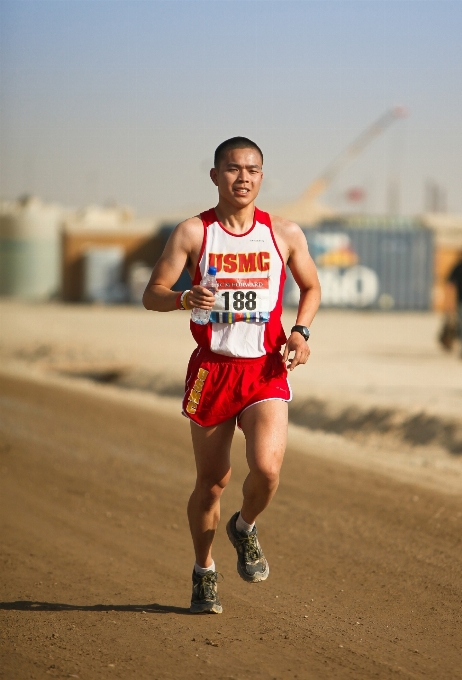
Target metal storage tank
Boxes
[285,217,434,310]
[83,247,126,303]
[0,196,63,299]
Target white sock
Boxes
[194,560,215,575]
[236,512,255,534]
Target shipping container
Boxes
[285,218,434,310]
[61,230,163,301]
[82,247,126,303]
[128,261,153,304]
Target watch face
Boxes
[292,325,310,340]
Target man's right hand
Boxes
[188,285,216,310]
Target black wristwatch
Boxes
[291,325,310,341]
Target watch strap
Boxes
[291,325,310,340]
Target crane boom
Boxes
[302,106,407,203]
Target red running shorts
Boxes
[182,347,292,428]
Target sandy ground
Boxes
[1,301,462,678]
[1,372,462,680]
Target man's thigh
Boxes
[190,418,236,483]
[238,400,288,474]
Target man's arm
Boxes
[142,217,215,313]
[287,225,321,327]
[272,217,321,370]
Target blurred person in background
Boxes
[440,251,462,355]
[448,253,462,355]
[143,137,320,614]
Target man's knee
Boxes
[253,463,280,489]
[194,472,231,506]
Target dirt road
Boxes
[1,374,461,680]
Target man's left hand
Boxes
[282,332,310,371]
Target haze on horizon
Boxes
[1,0,461,218]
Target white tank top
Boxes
[190,207,287,358]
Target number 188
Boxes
[222,291,257,311]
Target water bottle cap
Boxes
[207,266,217,276]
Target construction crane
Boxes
[304,106,407,202]
[276,106,407,224]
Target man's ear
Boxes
[210,167,218,186]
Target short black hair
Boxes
[214,137,263,169]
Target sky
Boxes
[1,0,461,217]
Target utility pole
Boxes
[387,176,400,215]
[425,180,447,212]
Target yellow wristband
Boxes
[181,290,192,310]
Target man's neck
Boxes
[214,200,256,234]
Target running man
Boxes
[143,137,321,613]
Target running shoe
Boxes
[226,511,269,583]
[190,570,223,614]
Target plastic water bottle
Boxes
[191,266,218,325]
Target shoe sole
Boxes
[189,602,223,614]
[226,520,270,583]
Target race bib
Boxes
[210,277,271,323]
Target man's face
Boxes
[210,147,263,208]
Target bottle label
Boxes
[210,277,270,323]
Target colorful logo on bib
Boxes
[209,252,270,273]
[186,367,209,415]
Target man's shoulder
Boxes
[176,215,203,231]
[269,214,300,231]
[269,214,305,243]
[171,215,204,242]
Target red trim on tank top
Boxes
[200,208,217,228]
[252,209,287,355]
[193,213,209,285]
[255,208,285,268]
[212,208,257,238]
